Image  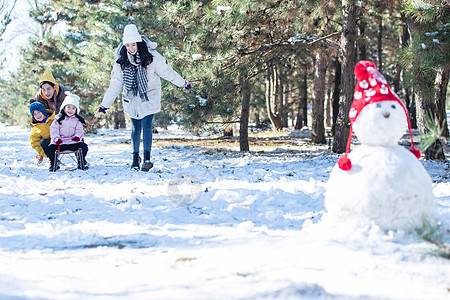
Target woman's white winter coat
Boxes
[101,38,185,119]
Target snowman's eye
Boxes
[391,105,396,109]
[376,103,382,108]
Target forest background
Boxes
[0,0,449,159]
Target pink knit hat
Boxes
[337,61,420,171]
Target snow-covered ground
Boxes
[0,123,448,300]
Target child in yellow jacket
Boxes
[30,102,55,165]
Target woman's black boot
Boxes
[141,151,153,172]
[131,152,141,170]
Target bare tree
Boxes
[332,0,357,153]
[311,50,328,144]
[331,58,341,135]
[294,71,308,130]
[266,62,283,130]
[239,77,251,151]
[0,0,17,39]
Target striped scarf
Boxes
[123,52,149,102]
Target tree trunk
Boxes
[392,63,401,94]
[408,95,417,129]
[434,68,449,138]
[254,111,261,128]
[113,110,126,129]
[419,86,446,161]
[325,83,332,128]
[414,76,445,160]
[357,20,367,61]
[281,80,289,128]
[311,51,327,144]
[223,127,233,137]
[377,18,383,72]
[277,66,285,129]
[223,117,233,137]
[265,63,283,130]
[331,59,341,135]
[332,0,357,153]
[239,78,251,151]
[295,72,308,130]
[400,14,416,128]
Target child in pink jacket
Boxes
[45,92,89,172]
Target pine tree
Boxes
[402,0,450,160]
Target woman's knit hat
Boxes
[337,61,420,171]
[30,102,47,117]
[39,70,57,88]
[60,91,80,114]
[123,24,142,45]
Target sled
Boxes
[53,148,87,171]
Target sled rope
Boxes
[80,108,100,139]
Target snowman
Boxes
[324,61,435,231]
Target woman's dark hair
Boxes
[116,41,153,70]
[40,81,55,88]
[56,108,86,125]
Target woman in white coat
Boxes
[99,24,191,171]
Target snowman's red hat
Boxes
[338,60,420,171]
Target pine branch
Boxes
[236,31,341,57]
[415,223,450,259]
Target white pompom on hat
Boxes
[122,24,142,45]
[337,61,420,171]
[60,91,80,114]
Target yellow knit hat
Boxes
[38,70,57,87]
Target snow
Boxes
[192,54,203,60]
[196,95,207,107]
[412,0,433,10]
[0,123,449,299]
[216,6,232,13]
[122,2,141,11]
